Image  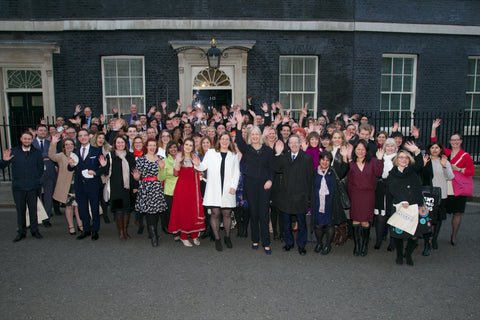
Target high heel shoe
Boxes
[264,247,272,255]
[181,239,193,247]
[69,227,76,235]
[450,235,457,246]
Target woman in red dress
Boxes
[347,140,384,256]
[168,138,205,247]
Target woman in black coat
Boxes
[101,135,138,240]
[386,143,426,266]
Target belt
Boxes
[142,177,158,181]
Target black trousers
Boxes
[244,177,271,247]
[13,189,39,234]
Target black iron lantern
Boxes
[206,39,222,69]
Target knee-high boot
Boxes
[394,238,404,265]
[147,223,158,247]
[432,221,442,249]
[361,226,371,256]
[423,234,431,256]
[405,238,417,266]
[123,214,131,239]
[353,224,362,256]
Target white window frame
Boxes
[101,56,145,118]
[465,56,480,135]
[279,56,318,120]
[379,54,417,132]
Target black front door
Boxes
[194,89,232,112]
[8,92,43,146]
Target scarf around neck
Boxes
[115,150,130,190]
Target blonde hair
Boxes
[392,150,415,167]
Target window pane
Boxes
[476,76,480,92]
[381,75,391,91]
[380,94,390,110]
[401,94,411,110]
[404,58,414,75]
[131,78,143,95]
[473,94,480,109]
[104,60,116,77]
[393,58,403,74]
[117,60,130,77]
[280,93,290,109]
[280,75,291,91]
[304,93,314,108]
[391,94,401,110]
[130,59,143,77]
[477,59,480,74]
[31,95,43,107]
[118,78,130,95]
[392,75,402,91]
[280,58,291,74]
[118,98,132,114]
[304,58,316,74]
[104,77,117,95]
[293,75,303,91]
[465,94,472,109]
[381,58,392,74]
[106,98,118,114]
[131,97,145,113]
[304,75,315,91]
[403,75,413,92]
[292,58,303,74]
[292,94,303,109]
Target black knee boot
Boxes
[394,238,404,265]
[361,226,371,257]
[432,221,442,250]
[148,225,158,247]
[353,224,362,256]
[423,234,431,256]
[405,238,417,266]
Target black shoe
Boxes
[43,220,52,228]
[432,238,438,250]
[31,231,43,239]
[77,231,91,240]
[282,244,294,252]
[314,244,322,253]
[224,236,233,249]
[321,246,331,255]
[423,242,431,256]
[13,233,26,242]
[215,240,223,252]
[298,247,307,256]
[374,240,381,250]
[91,232,99,240]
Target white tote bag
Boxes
[26,197,49,227]
[387,203,419,236]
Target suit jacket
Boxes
[0,146,43,191]
[122,113,140,125]
[32,138,57,181]
[68,144,104,190]
[273,150,314,214]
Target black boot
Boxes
[352,224,362,256]
[423,235,431,256]
[360,226,371,257]
[148,225,158,247]
[432,221,442,250]
[405,238,417,266]
[394,238,404,265]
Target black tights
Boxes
[374,215,388,245]
[211,208,232,240]
[314,224,335,247]
[145,213,160,227]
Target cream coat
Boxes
[197,149,240,208]
[48,142,74,204]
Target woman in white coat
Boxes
[197,132,240,251]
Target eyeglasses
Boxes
[397,156,410,160]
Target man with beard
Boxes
[0,131,44,242]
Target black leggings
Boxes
[314,224,335,247]
[210,208,232,240]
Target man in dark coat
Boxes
[273,134,314,255]
[0,131,44,242]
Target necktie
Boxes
[40,140,44,152]
[292,154,295,162]
[81,147,86,160]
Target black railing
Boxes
[354,110,480,164]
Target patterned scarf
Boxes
[115,150,130,190]
[317,167,330,213]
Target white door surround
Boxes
[169,40,255,110]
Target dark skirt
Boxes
[390,205,432,240]
[446,195,467,214]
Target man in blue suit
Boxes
[68,128,104,240]
[32,124,57,227]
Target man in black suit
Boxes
[32,124,57,227]
[273,134,314,255]
[68,128,104,240]
[72,105,94,129]
[0,131,44,242]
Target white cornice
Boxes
[0,19,479,36]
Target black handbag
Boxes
[332,168,350,209]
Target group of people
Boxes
[2,100,475,266]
